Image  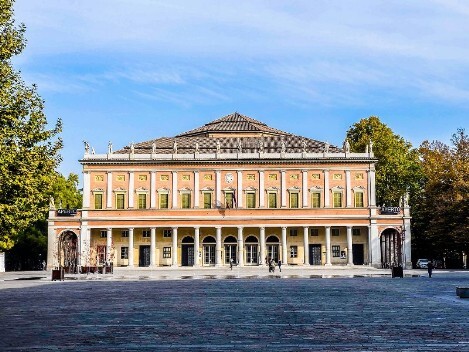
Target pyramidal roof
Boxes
[116,112,341,154]
[177,112,290,137]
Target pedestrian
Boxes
[428,260,433,278]
[278,260,282,272]
[229,258,233,270]
[269,259,275,273]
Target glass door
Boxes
[245,244,258,265]
[224,244,237,264]
[267,245,279,262]
[204,245,215,265]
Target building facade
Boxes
[47,113,412,270]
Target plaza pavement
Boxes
[1,267,469,351]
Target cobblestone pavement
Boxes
[1,270,469,351]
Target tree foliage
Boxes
[412,129,469,264]
[50,173,82,209]
[0,0,62,251]
[346,116,422,205]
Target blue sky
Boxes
[13,0,469,178]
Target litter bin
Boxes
[392,266,403,278]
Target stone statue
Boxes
[83,141,90,154]
[216,139,221,153]
[91,147,95,155]
[237,138,242,153]
[195,141,199,153]
[369,140,373,154]
[173,140,178,154]
[344,139,350,153]
[152,142,156,154]
[130,142,135,154]
[258,139,264,153]
[49,196,55,209]
[302,139,307,153]
[108,141,112,154]
[281,140,286,153]
[324,142,330,153]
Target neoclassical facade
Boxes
[47,113,411,270]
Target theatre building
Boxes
[47,113,411,270]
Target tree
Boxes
[50,173,82,209]
[346,116,422,205]
[0,0,62,252]
[413,129,469,266]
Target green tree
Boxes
[346,116,422,205]
[50,173,82,209]
[0,0,62,252]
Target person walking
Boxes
[229,258,233,270]
[278,260,282,272]
[428,260,434,278]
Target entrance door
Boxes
[224,245,237,264]
[139,245,150,267]
[182,245,195,266]
[267,245,279,262]
[245,244,258,265]
[309,244,322,265]
[204,245,215,265]
[353,244,364,265]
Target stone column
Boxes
[281,170,287,208]
[302,170,308,207]
[150,227,156,267]
[323,169,330,207]
[172,171,178,208]
[194,227,200,267]
[215,226,222,266]
[172,227,178,266]
[128,172,134,208]
[303,226,309,265]
[83,171,90,208]
[325,226,331,266]
[260,227,266,266]
[128,228,134,267]
[237,170,243,208]
[237,226,244,266]
[150,171,156,208]
[259,170,265,208]
[347,226,353,265]
[106,228,112,263]
[215,170,221,207]
[404,219,412,269]
[79,225,89,268]
[194,171,199,208]
[281,226,287,265]
[369,169,376,207]
[345,170,351,207]
[107,171,113,208]
[370,222,380,267]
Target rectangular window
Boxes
[116,193,125,209]
[100,230,107,238]
[225,192,234,208]
[311,193,321,208]
[138,194,147,209]
[290,246,298,258]
[353,228,361,236]
[121,230,129,238]
[94,193,103,209]
[203,193,212,209]
[160,193,169,209]
[290,192,299,208]
[332,245,340,257]
[354,192,364,207]
[332,228,340,236]
[289,228,298,236]
[333,192,342,208]
[268,193,277,208]
[163,247,171,258]
[182,193,191,209]
[142,230,150,238]
[310,228,319,236]
[163,229,172,238]
[246,193,256,208]
[121,247,128,259]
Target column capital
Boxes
[106,228,112,231]
[172,170,178,174]
[323,169,330,173]
[259,226,265,231]
[346,225,353,230]
[151,170,156,174]
[237,226,244,230]
[303,226,309,230]
[107,171,112,174]
[193,170,199,174]
[193,226,200,230]
[281,226,287,230]
[171,226,178,231]
[150,227,156,230]
[280,169,286,174]
[128,227,134,231]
